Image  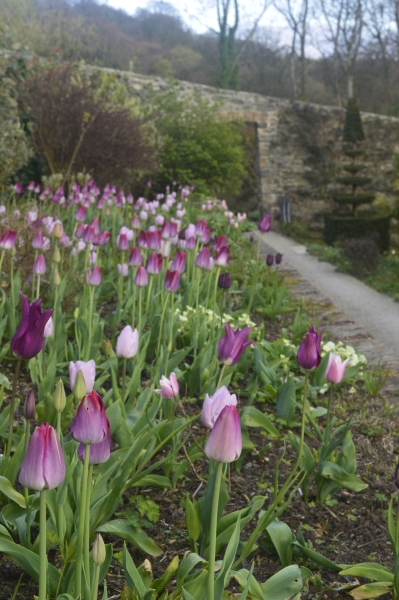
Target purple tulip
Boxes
[325,353,350,384]
[259,214,272,233]
[266,254,274,267]
[74,205,87,222]
[25,389,36,420]
[275,252,283,265]
[32,231,47,250]
[138,230,149,248]
[70,390,108,445]
[132,215,141,230]
[155,373,179,398]
[115,326,139,359]
[195,247,213,271]
[78,418,111,464]
[85,266,102,286]
[11,293,53,360]
[129,247,143,267]
[19,423,66,490]
[204,405,242,463]
[33,254,46,275]
[117,233,130,251]
[186,236,196,250]
[215,247,230,267]
[213,235,228,252]
[146,253,163,275]
[164,269,180,292]
[195,220,207,238]
[218,273,232,289]
[93,231,111,246]
[14,182,24,195]
[83,225,95,244]
[202,386,237,428]
[218,323,254,366]
[170,251,186,274]
[69,359,96,393]
[296,325,324,370]
[118,263,129,276]
[0,229,17,250]
[134,266,149,287]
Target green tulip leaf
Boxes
[319,461,368,493]
[266,519,294,567]
[96,519,162,556]
[276,377,296,422]
[240,406,279,437]
[339,564,393,583]
[347,582,393,599]
[0,538,59,593]
[123,543,147,599]
[293,541,345,572]
[0,476,26,507]
[261,565,303,599]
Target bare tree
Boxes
[274,0,309,100]
[318,0,364,100]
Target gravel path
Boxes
[254,229,399,390]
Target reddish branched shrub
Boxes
[20,64,155,185]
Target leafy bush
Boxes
[0,46,32,184]
[151,86,247,196]
[19,63,155,186]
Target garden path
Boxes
[254,229,399,391]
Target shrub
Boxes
[339,234,380,276]
[151,86,247,196]
[19,63,155,186]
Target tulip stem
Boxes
[36,274,41,300]
[292,371,309,478]
[39,489,47,600]
[247,236,262,315]
[138,286,143,334]
[86,287,95,361]
[2,358,22,474]
[156,293,169,358]
[217,364,226,389]
[146,276,154,315]
[122,358,127,402]
[131,281,137,328]
[91,564,100,600]
[23,418,32,548]
[395,492,399,561]
[208,461,223,600]
[205,270,212,309]
[84,464,94,593]
[325,384,334,444]
[76,444,90,600]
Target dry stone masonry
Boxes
[89,67,399,223]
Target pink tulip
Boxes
[115,326,139,359]
[85,266,102,286]
[155,373,179,398]
[164,269,180,292]
[129,247,142,267]
[204,405,242,463]
[33,254,46,275]
[118,263,129,276]
[0,229,17,250]
[70,391,108,445]
[215,246,230,267]
[325,353,350,384]
[134,266,148,287]
[78,418,110,464]
[69,359,96,393]
[19,423,66,490]
[202,386,237,428]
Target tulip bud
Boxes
[73,369,87,401]
[92,534,106,565]
[25,389,36,420]
[53,245,61,263]
[53,379,66,413]
[70,391,107,445]
[53,267,61,286]
[115,326,139,359]
[395,463,399,490]
[53,222,64,239]
[204,405,242,463]
[74,307,79,320]
[297,325,324,370]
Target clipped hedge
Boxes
[324,213,391,252]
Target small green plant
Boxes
[363,361,390,396]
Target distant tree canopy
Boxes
[2,0,399,114]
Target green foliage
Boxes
[343,98,365,143]
[0,43,32,184]
[151,87,246,196]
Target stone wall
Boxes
[89,67,399,222]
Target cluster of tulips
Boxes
[0,177,364,600]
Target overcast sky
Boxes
[100,0,298,45]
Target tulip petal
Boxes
[205,405,242,463]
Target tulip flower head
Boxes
[202,386,237,428]
[78,418,111,464]
[325,352,350,384]
[19,423,66,490]
[218,323,254,366]
[215,246,230,267]
[33,254,46,275]
[259,214,272,232]
[115,326,139,359]
[218,273,232,289]
[25,389,36,420]
[195,247,213,271]
[0,229,17,250]
[275,252,283,264]
[129,247,142,267]
[69,359,96,394]
[170,251,186,274]
[70,390,108,445]
[296,325,324,370]
[134,266,149,287]
[204,405,242,463]
[164,269,180,292]
[43,316,54,338]
[155,373,179,398]
[11,293,53,360]
[85,266,102,286]
[266,254,274,267]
